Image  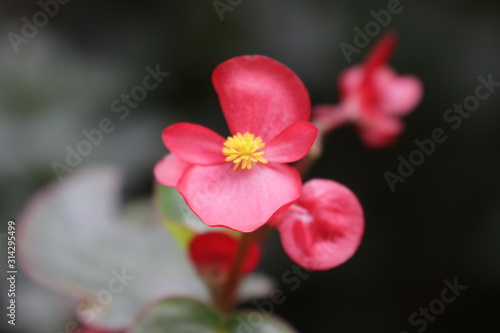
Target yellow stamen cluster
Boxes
[222,132,268,170]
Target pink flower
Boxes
[315,32,423,148]
[155,55,318,232]
[274,179,364,270]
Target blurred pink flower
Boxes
[155,55,317,232]
[274,179,364,270]
[315,32,423,148]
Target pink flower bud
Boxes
[275,179,364,270]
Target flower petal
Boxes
[212,55,311,142]
[339,65,363,98]
[177,163,302,232]
[265,121,318,163]
[162,123,226,165]
[340,66,422,121]
[358,115,404,148]
[154,154,191,187]
[376,69,423,116]
[363,32,398,81]
[276,179,364,271]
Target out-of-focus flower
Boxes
[155,55,318,232]
[315,32,423,148]
[274,179,364,270]
[189,232,260,286]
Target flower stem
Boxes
[216,225,271,314]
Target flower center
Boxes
[222,132,268,170]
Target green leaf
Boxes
[128,298,299,333]
[18,165,209,329]
[155,183,200,248]
[155,183,187,224]
[130,298,225,333]
[154,183,239,248]
[164,222,197,250]
[227,311,298,333]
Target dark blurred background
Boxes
[1,0,499,332]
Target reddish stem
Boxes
[216,225,270,314]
